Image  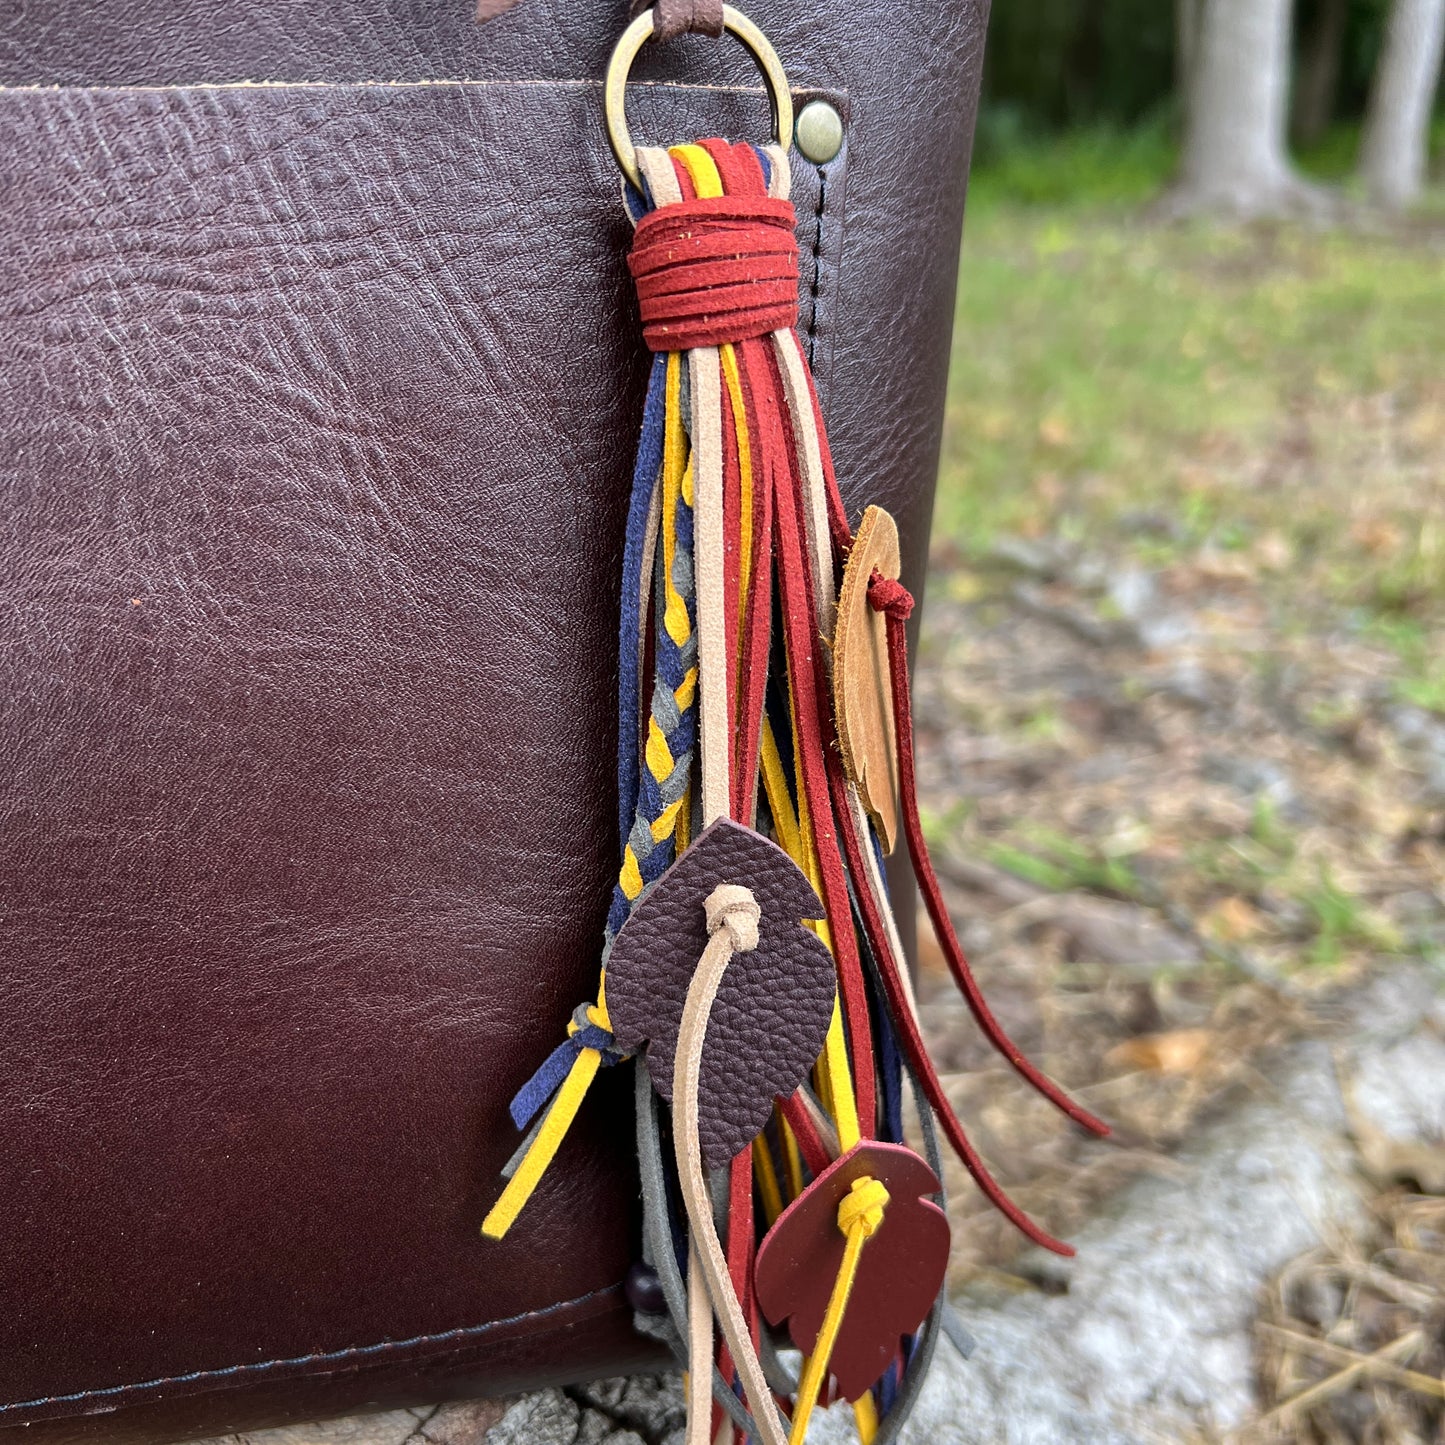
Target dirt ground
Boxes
[911,437,1445,1437]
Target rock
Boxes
[485,1391,604,1444]
[1201,752,1299,811]
[426,1399,515,1445]
[1385,704,1445,803]
[1146,656,1214,709]
[1106,567,1196,652]
[866,1051,1357,1441]
[985,536,1075,581]
[483,1378,683,1445]
[189,1410,417,1445]
[566,1376,686,1442]
[805,966,1445,1444]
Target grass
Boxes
[966,120,1178,208]
[1299,863,1405,965]
[921,130,1445,978]
[938,129,1445,702]
[1367,615,1445,713]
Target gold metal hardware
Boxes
[604,5,794,194]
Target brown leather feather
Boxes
[605,821,836,1167]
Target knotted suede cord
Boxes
[868,572,1112,1138]
[671,884,785,1445]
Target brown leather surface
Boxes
[0,1,987,1439]
[605,821,835,1167]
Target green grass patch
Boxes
[983,823,1146,899]
[1363,616,1445,716]
[940,136,1445,622]
[979,840,1076,893]
[1397,672,1445,716]
[967,121,1177,210]
[1296,865,1404,967]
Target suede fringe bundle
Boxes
[484,137,1108,1445]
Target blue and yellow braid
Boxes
[483,352,696,1238]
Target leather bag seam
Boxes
[806,159,828,364]
[0,79,838,97]
[800,142,846,402]
[0,1282,623,1417]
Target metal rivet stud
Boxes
[794,99,843,165]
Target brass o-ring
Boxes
[604,5,794,193]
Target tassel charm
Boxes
[482,8,1108,1439]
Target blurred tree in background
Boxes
[978,0,1444,212]
[1359,0,1445,202]
[979,0,1177,131]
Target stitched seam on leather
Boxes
[0,79,774,95]
[806,163,828,366]
[0,1283,622,1415]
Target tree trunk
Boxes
[1358,0,1445,209]
[1168,0,1329,216]
[1292,0,1349,147]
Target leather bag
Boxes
[0,2,988,1439]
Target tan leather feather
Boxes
[832,505,903,853]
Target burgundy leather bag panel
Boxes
[0,3,986,1440]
